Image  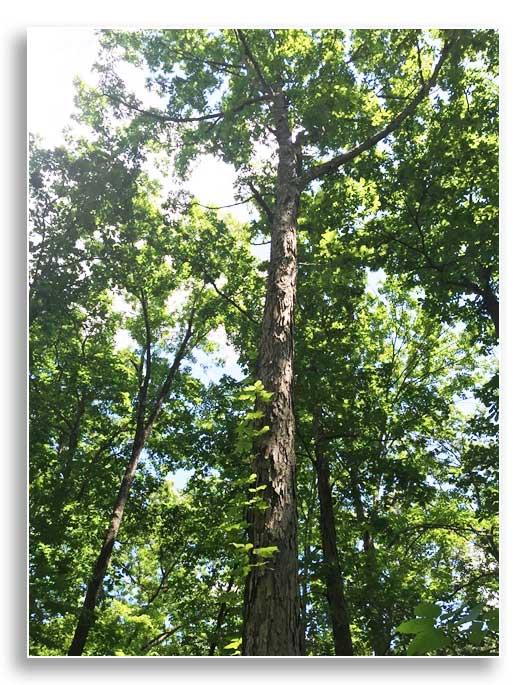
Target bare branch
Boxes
[191,197,254,211]
[246,180,274,225]
[102,90,270,126]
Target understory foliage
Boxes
[29,28,498,656]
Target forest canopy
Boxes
[28,28,498,657]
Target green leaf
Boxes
[253,425,270,436]
[469,622,485,646]
[245,410,264,421]
[248,484,267,493]
[224,637,242,650]
[415,602,442,619]
[396,617,434,634]
[231,542,253,552]
[407,628,449,656]
[253,546,279,558]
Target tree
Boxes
[315,31,498,345]
[90,29,464,654]
[29,129,258,654]
[293,225,490,654]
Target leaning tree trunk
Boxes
[67,426,148,656]
[242,92,303,656]
[68,307,194,656]
[313,411,354,655]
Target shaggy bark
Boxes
[242,92,303,656]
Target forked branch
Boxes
[303,32,459,184]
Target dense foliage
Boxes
[28,28,498,656]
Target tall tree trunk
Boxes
[313,411,354,656]
[240,33,456,656]
[242,92,303,656]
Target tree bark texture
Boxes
[313,411,354,656]
[242,92,303,656]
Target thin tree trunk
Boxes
[481,285,499,340]
[313,410,354,656]
[242,92,303,656]
[67,429,148,655]
[361,530,388,655]
[68,300,195,656]
[60,391,86,496]
[349,472,390,655]
[299,473,317,652]
[208,577,234,656]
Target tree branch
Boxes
[191,197,254,211]
[303,32,459,184]
[102,90,270,126]
[141,624,181,652]
[206,278,259,325]
[246,180,274,225]
[234,29,274,96]
[144,303,197,429]
[146,557,179,606]
[137,289,153,429]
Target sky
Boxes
[27,27,256,224]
